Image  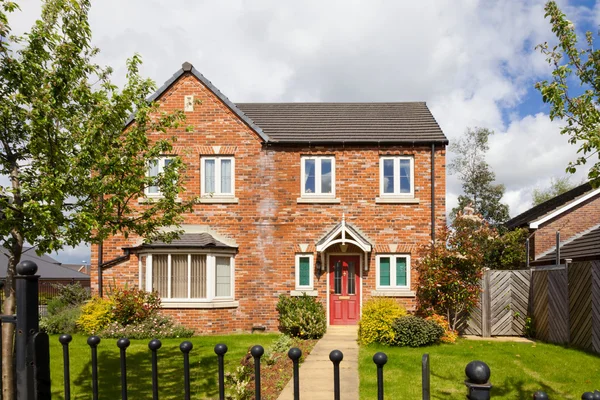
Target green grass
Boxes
[50,333,279,400]
[360,338,600,399]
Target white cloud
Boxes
[5,0,594,242]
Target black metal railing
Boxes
[3,260,600,400]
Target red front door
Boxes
[329,256,361,325]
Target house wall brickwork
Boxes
[533,194,600,259]
[91,72,447,334]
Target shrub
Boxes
[276,294,326,339]
[426,314,458,344]
[391,315,444,347]
[46,283,90,316]
[40,307,81,334]
[110,287,161,325]
[99,314,194,339]
[358,298,407,345]
[77,297,115,335]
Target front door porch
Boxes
[329,255,361,325]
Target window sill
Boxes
[197,197,239,204]
[290,290,318,297]
[138,197,183,204]
[375,197,419,204]
[297,197,340,204]
[161,301,239,309]
[371,290,416,297]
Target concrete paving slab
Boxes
[277,325,359,400]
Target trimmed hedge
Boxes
[391,315,444,347]
[276,294,326,339]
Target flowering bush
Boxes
[77,296,115,334]
[99,314,194,339]
[358,298,407,345]
[426,314,458,344]
[276,294,326,339]
[110,287,161,325]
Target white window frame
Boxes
[201,156,235,197]
[141,251,235,304]
[300,156,336,197]
[145,157,174,197]
[375,254,411,290]
[379,156,414,198]
[295,253,314,290]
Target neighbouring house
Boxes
[505,181,600,265]
[92,62,448,334]
[0,247,90,294]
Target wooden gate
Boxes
[464,270,530,337]
[531,260,600,353]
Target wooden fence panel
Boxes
[548,268,569,344]
[510,270,530,335]
[592,261,600,354]
[464,270,530,336]
[532,270,549,342]
[569,262,592,350]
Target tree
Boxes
[0,1,191,397]
[536,1,600,188]
[416,210,494,331]
[532,176,577,206]
[449,127,510,226]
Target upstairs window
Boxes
[301,156,335,197]
[376,254,410,290]
[380,156,414,197]
[146,157,173,196]
[201,156,235,197]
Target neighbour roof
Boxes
[532,225,600,265]
[505,182,595,229]
[126,233,237,250]
[0,247,90,279]
[236,102,448,144]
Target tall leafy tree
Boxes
[531,176,577,206]
[536,1,600,188]
[449,127,510,226]
[0,1,191,397]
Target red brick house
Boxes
[91,62,448,334]
[505,181,600,265]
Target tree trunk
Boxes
[2,237,22,400]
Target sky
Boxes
[4,0,598,264]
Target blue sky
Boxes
[4,0,599,264]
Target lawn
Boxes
[49,333,279,399]
[359,338,600,399]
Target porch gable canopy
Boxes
[316,219,372,253]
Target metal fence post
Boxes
[251,345,264,400]
[214,344,228,400]
[464,361,492,400]
[16,260,44,400]
[329,350,343,400]
[117,338,131,400]
[180,341,193,400]
[149,339,161,400]
[288,347,302,400]
[422,353,430,400]
[88,336,101,400]
[373,352,387,400]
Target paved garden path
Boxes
[278,325,359,400]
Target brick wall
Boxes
[91,72,447,334]
[533,194,600,259]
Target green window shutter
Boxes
[299,257,310,286]
[379,257,390,286]
[396,257,407,286]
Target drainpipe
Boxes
[525,238,530,269]
[555,231,560,267]
[98,241,103,297]
[431,144,436,242]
